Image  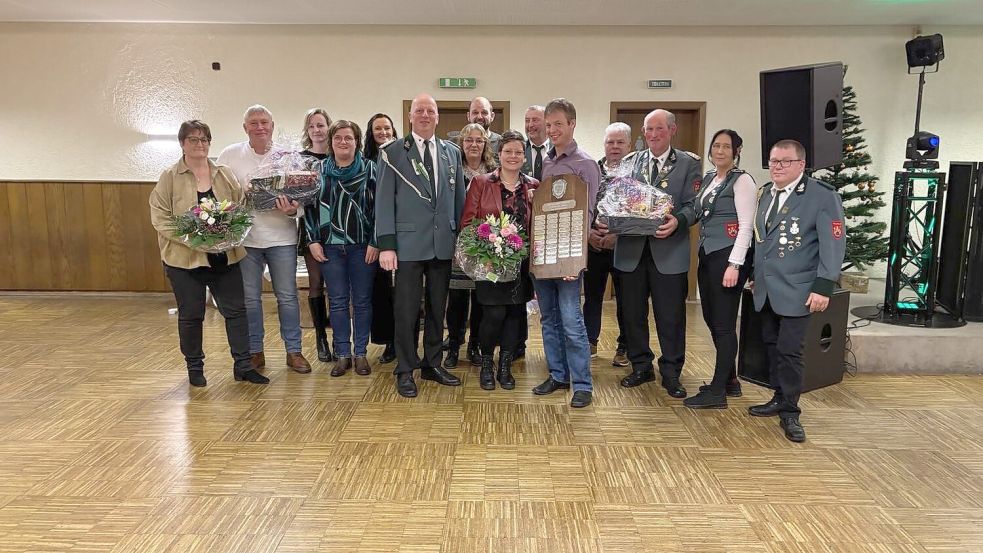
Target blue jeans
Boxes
[240,245,303,354]
[532,275,593,392]
[320,244,376,358]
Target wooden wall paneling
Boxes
[137,184,169,292]
[24,183,55,289]
[0,183,13,286]
[82,182,110,290]
[45,182,75,289]
[118,185,150,291]
[100,184,129,290]
[59,182,89,290]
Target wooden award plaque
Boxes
[529,173,590,279]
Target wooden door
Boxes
[401,100,510,142]
[610,101,707,300]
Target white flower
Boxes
[199,212,209,221]
[207,217,216,225]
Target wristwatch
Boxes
[728,263,742,270]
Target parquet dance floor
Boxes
[0,294,981,552]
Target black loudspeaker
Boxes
[738,288,850,393]
[760,62,844,170]
[937,162,979,319]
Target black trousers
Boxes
[479,304,525,356]
[164,262,251,373]
[619,247,688,378]
[446,289,481,347]
[759,299,810,418]
[583,247,625,346]
[393,258,451,374]
[697,246,750,391]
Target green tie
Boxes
[766,189,786,232]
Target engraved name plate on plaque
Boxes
[530,173,589,279]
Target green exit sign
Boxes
[648,79,672,89]
[439,77,477,89]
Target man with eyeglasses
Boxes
[376,93,467,398]
[749,139,845,443]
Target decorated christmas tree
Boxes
[814,72,889,271]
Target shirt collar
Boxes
[176,157,219,178]
[549,139,578,160]
[650,147,671,167]
[411,131,436,148]
[773,173,805,195]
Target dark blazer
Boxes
[612,147,702,274]
[375,134,466,261]
[460,169,539,232]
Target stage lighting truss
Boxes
[884,169,946,320]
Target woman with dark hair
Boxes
[444,122,499,369]
[149,120,268,386]
[299,108,335,363]
[684,129,756,409]
[459,130,537,390]
[363,112,400,363]
[305,120,378,377]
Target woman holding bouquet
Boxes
[459,130,537,390]
[683,129,756,410]
[305,120,378,377]
[149,120,268,386]
[445,123,499,369]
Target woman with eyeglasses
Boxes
[304,120,378,377]
[298,108,335,364]
[683,129,756,409]
[460,130,538,390]
[443,123,499,369]
[149,120,268,386]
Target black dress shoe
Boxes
[188,370,206,387]
[699,381,743,398]
[420,365,461,386]
[379,343,396,364]
[396,373,417,398]
[749,399,782,417]
[683,387,727,409]
[443,349,460,369]
[781,417,806,442]
[234,369,270,384]
[570,390,592,408]
[620,370,655,388]
[532,377,570,395]
[662,377,687,399]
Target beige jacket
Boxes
[149,157,247,270]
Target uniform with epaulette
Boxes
[749,173,846,439]
[612,147,701,398]
[375,133,467,395]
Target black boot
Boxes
[308,296,333,362]
[468,342,481,366]
[496,351,515,390]
[188,369,206,387]
[380,342,396,364]
[479,354,496,390]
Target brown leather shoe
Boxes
[331,357,351,377]
[354,357,371,376]
[251,352,266,370]
[286,352,312,374]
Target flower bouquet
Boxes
[597,160,674,235]
[171,197,253,253]
[455,213,528,283]
[246,141,322,211]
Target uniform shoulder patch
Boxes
[683,150,701,160]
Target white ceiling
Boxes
[1,0,981,26]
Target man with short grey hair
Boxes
[468,96,501,152]
[217,104,310,376]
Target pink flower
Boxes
[488,233,498,243]
[507,234,523,249]
[477,223,492,239]
[500,226,513,238]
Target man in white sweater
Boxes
[217,105,311,374]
